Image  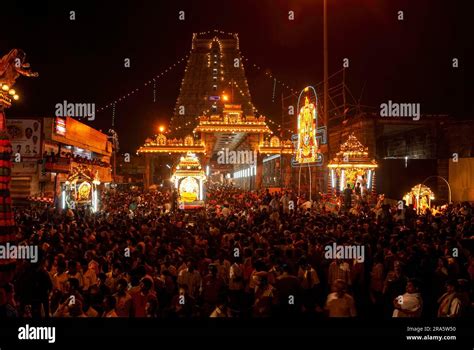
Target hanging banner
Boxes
[6,119,42,159]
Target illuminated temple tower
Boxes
[170,32,255,136]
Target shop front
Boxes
[8,116,112,205]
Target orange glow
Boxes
[222,94,229,101]
[159,125,165,133]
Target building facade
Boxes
[7,116,112,204]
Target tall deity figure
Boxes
[0,49,38,284]
[296,96,318,164]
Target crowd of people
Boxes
[1,184,473,319]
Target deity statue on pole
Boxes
[296,96,318,164]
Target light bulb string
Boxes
[96,54,189,114]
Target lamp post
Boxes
[108,129,119,183]
[323,0,330,194]
[323,0,328,130]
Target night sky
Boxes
[1,0,471,154]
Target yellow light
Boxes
[2,85,9,91]
[222,94,229,101]
[159,126,165,133]
[304,87,309,92]
[13,94,19,100]
[9,89,16,96]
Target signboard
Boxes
[55,117,66,136]
[209,96,220,101]
[11,161,37,174]
[45,157,71,173]
[51,117,110,156]
[6,119,42,158]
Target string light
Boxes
[106,30,297,138]
[272,78,276,102]
[112,103,116,127]
[241,55,297,93]
[96,55,189,114]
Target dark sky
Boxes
[1,0,471,154]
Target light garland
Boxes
[241,55,297,93]
[328,133,377,171]
[111,103,116,127]
[96,55,189,114]
[336,133,369,158]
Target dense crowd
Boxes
[1,185,473,319]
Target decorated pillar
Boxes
[0,107,16,283]
[0,49,38,285]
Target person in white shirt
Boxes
[177,262,202,298]
[269,195,279,211]
[221,205,230,218]
[359,175,367,198]
[300,200,313,210]
[280,192,290,214]
[52,260,68,293]
[299,262,321,312]
[229,262,244,291]
[325,279,356,317]
[215,255,231,285]
[393,280,423,317]
[437,279,462,317]
[83,261,98,291]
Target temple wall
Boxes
[449,158,474,202]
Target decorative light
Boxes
[2,85,9,91]
[96,53,190,113]
[13,94,19,101]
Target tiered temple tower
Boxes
[170,32,254,136]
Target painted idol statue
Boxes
[296,96,318,163]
